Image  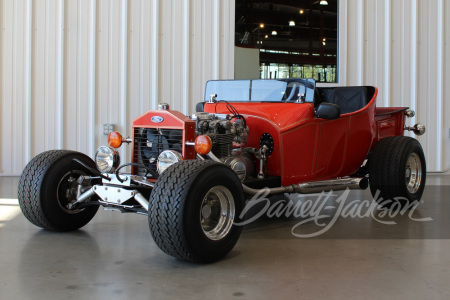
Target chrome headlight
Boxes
[157,150,183,174]
[95,146,120,173]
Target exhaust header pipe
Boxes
[243,177,368,196]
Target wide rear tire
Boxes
[18,150,99,231]
[148,160,244,263]
[369,136,426,208]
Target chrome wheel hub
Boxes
[405,153,422,194]
[57,171,85,214]
[200,186,235,241]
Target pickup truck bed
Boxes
[375,107,408,140]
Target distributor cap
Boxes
[259,133,274,156]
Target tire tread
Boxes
[18,150,98,231]
[18,150,74,230]
[149,160,231,262]
[369,136,426,205]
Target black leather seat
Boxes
[316,87,369,114]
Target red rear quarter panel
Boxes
[313,88,378,180]
[205,88,379,185]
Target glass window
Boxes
[204,79,316,102]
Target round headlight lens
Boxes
[95,146,120,173]
[157,150,183,174]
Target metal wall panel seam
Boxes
[0,0,2,158]
[170,0,175,109]
[44,0,49,150]
[419,1,431,170]
[57,0,64,149]
[446,0,450,172]
[227,0,232,78]
[410,0,418,114]
[231,0,236,78]
[383,0,391,107]
[9,0,15,174]
[399,1,405,107]
[223,0,230,78]
[139,0,144,113]
[75,0,80,150]
[120,0,128,160]
[357,0,364,85]
[89,0,97,158]
[151,0,159,109]
[213,0,219,79]
[25,0,33,164]
[201,0,205,91]
[0,0,3,174]
[0,0,3,171]
[338,0,347,85]
[219,0,225,79]
[183,0,190,115]
[424,1,434,171]
[436,0,444,169]
[107,1,112,125]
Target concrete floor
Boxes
[1,175,450,299]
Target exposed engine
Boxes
[192,112,254,181]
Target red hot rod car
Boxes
[18,79,426,262]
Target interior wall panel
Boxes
[445,0,450,171]
[127,0,143,129]
[0,0,449,175]
[1,0,32,175]
[0,0,3,174]
[189,0,203,112]
[345,0,449,173]
[416,0,443,171]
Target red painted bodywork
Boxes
[203,87,408,185]
[130,87,409,186]
[131,110,196,177]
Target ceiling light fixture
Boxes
[265,35,269,38]
[260,23,264,28]
[299,9,304,14]
[320,0,328,5]
[289,20,295,26]
[271,31,277,36]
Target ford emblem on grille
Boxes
[151,116,164,123]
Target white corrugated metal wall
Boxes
[343,0,450,174]
[0,0,235,175]
[0,0,449,175]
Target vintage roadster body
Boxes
[18,79,426,262]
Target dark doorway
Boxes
[235,0,338,82]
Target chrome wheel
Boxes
[405,152,422,194]
[149,160,244,262]
[200,186,235,241]
[56,171,85,214]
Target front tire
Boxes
[369,136,426,208]
[18,150,99,231]
[148,160,244,263]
